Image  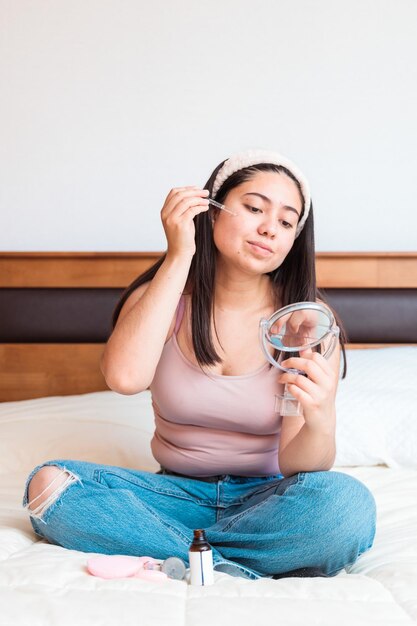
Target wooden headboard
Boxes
[1,252,416,402]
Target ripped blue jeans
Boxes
[23,460,376,579]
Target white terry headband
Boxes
[211,149,311,238]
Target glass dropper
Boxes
[208,198,237,216]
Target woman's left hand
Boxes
[277,349,338,431]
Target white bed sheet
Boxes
[0,391,416,626]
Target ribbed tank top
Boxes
[149,298,284,477]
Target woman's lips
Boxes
[247,241,273,256]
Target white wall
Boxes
[1,0,416,252]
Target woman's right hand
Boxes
[160,186,210,258]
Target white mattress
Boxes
[0,390,416,625]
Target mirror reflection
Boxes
[259,301,340,417]
[259,301,340,374]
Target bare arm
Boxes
[278,341,340,477]
[278,416,336,477]
[100,255,191,394]
[100,186,210,394]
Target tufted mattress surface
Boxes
[0,391,416,625]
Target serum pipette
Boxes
[208,198,237,216]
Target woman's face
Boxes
[212,171,303,275]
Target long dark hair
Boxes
[113,160,347,377]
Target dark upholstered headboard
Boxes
[1,287,417,345]
[1,252,416,401]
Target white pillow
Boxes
[335,347,417,468]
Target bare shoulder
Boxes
[316,296,332,311]
[316,297,339,327]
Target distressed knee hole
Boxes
[26,465,79,522]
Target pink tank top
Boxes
[149,298,284,477]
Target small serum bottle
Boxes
[189,529,214,586]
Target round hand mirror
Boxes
[259,301,340,416]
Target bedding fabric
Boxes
[335,347,417,468]
[0,386,416,625]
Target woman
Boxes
[24,149,376,579]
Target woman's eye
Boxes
[244,204,262,214]
[243,204,294,228]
